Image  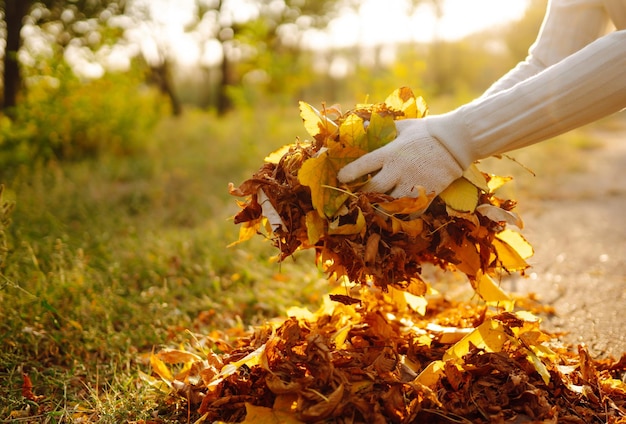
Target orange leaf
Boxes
[390,216,424,236]
[240,400,304,424]
[150,352,174,383]
[376,187,433,215]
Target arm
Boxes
[430,29,626,169]
[338,1,626,198]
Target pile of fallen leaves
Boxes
[229,87,532,297]
[149,287,626,423]
[148,89,625,422]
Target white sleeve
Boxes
[427,29,626,168]
[482,0,614,97]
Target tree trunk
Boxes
[3,0,30,114]
[149,59,182,116]
[217,51,232,115]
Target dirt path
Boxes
[504,120,626,359]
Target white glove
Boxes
[337,119,463,197]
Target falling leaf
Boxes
[474,272,514,310]
[496,229,534,259]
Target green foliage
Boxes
[0,58,168,167]
[0,185,15,269]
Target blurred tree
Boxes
[0,0,126,114]
[190,0,339,114]
[2,0,30,113]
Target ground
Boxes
[503,118,626,359]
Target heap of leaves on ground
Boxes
[149,285,626,423]
[229,87,532,299]
[144,89,626,423]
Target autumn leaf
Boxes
[474,272,514,310]
[493,229,534,272]
[366,111,397,151]
[298,149,350,218]
[375,187,433,215]
[487,174,513,192]
[299,101,338,144]
[462,164,490,193]
[390,216,424,236]
[476,204,524,228]
[150,351,174,383]
[443,319,509,361]
[232,87,534,291]
[328,207,366,236]
[383,86,428,119]
[305,210,325,245]
[240,400,304,424]
[338,114,367,151]
[439,177,479,213]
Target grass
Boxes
[0,101,621,422]
[0,105,327,422]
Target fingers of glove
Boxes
[337,148,386,183]
[389,181,427,198]
[359,167,399,194]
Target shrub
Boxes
[1,58,169,166]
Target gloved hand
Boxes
[337,118,464,197]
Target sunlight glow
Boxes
[144,0,532,64]
[313,0,531,49]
